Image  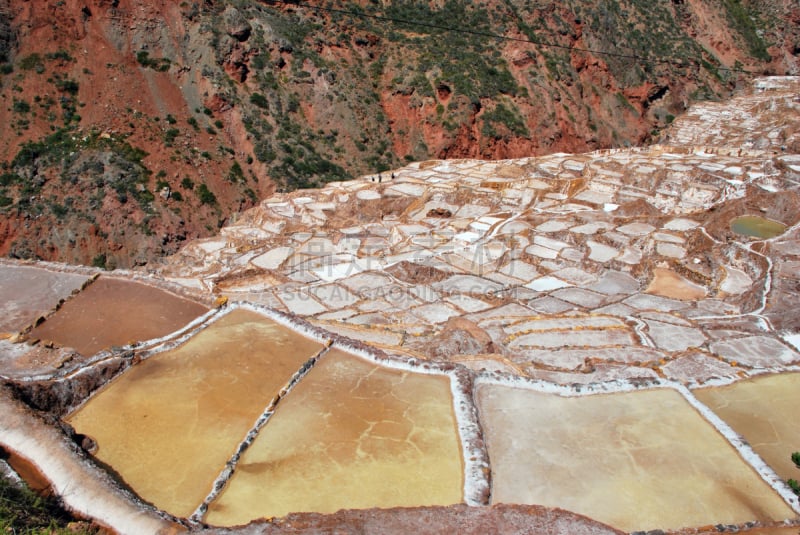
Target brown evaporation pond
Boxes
[29,277,209,355]
[694,373,800,482]
[645,267,706,300]
[0,265,89,335]
[66,309,325,518]
[476,384,795,532]
[204,349,464,526]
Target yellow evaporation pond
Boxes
[205,349,464,526]
[67,309,324,518]
[694,372,800,482]
[477,385,794,532]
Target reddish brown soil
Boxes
[214,503,625,535]
[0,0,274,267]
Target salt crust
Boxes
[784,333,800,351]
[473,370,800,515]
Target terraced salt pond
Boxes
[205,349,463,526]
[731,215,788,239]
[29,277,210,355]
[4,78,800,533]
[694,373,800,483]
[66,309,464,525]
[0,264,89,335]
[645,267,707,300]
[476,383,795,532]
[67,309,325,517]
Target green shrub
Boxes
[790,451,800,496]
[12,130,151,210]
[46,49,75,62]
[135,50,172,71]
[49,202,69,218]
[164,128,180,145]
[0,173,21,186]
[271,140,346,190]
[12,99,30,113]
[92,253,107,269]
[134,189,154,205]
[250,93,269,109]
[18,53,43,71]
[197,183,217,205]
[54,78,79,95]
[254,140,276,163]
[287,94,300,113]
[227,161,245,183]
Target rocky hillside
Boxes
[0,0,797,268]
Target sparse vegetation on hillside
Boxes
[209,0,779,188]
[383,1,521,101]
[0,127,179,265]
[0,0,794,267]
[482,101,530,139]
[719,0,771,61]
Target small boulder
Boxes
[427,207,452,218]
[429,317,497,359]
[223,7,251,42]
[76,434,98,454]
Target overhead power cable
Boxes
[265,0,756,74]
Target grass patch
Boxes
[0,470,97,534]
